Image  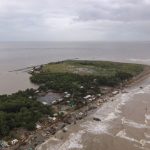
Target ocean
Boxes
[0,41,150,94]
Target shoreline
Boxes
[27,65,150,150]
[35,66,150,150]
[35,67,150,150]
[2,61,149,150]
[126,66,150,87]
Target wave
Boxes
[122,118,149,129]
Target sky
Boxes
[0,0,150,41]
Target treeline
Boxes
[0,89,53,138]
[30,71,133,97]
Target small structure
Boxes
[35,90,40,94]
[51,100,56,104]
[28,96,32,99]
[84,95,91,99]
[88,98,92,102]
[53,113,58,117]
[58,98,63,102]
[42,102,48,105]
[48,116,57,122]
[79,112,84,116]
[30,69,34,72]
[64,93,71,98]
[80,86,84,89]
[112,91,119,95]
[36,124,42,130]
[97,94,101,97]
[52,117,57,121]
[48,116,53,120]
[11,139,18,145]
[91,97,96,101]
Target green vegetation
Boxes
[31,60,144,98]
[0,89,53,138]
[42,60,143,76]
[0,60,144,139]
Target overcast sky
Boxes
[0,0,150,41]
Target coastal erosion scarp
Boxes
[36,71,150,150]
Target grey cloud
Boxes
[0,0,150,41]
[76,0,150,21]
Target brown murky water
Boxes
[36,77,150,150]
[1,41,150,94]
[0,71,37,94]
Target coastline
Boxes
[126,65,150,87]
[1,61,149,150]
[33,65,150,150]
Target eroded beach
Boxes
[36,73,150,150]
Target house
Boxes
[35,90,40,94]
[36,124,42,130]
[11,139,18,145]
[84,95,91,99]
[80,86,84,89]
[42,102,48,105]
[51,100,56,104]
[64,93,71,98]
[58,98,63,102]
[112,91,119,95]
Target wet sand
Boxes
[36,74,150,150]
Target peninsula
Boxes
[0,60,147,149]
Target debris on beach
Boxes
[93,117,101,121]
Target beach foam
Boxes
[129,58,150,63]
[144,133,150,139]
[80,84,150,136]
[116,130,150,148]
[60,130,85,150]
[116,129,139,143]
[104,112,118,121]
[37,130,85,150]
[122,118,149,129]
[145,114,150,120]
[81,121,110,135]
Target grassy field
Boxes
[42,60,144,76]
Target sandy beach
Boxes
[35,67,150,150]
